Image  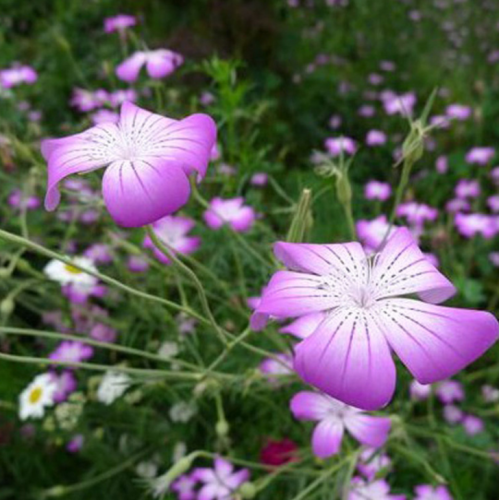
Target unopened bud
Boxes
[44,485,67,497]
[335,173,352,206]
[239,482,257,499]
[216,419,229,437]
[0,298,14,317]
[0,268,10,278]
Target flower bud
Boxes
[335,172,352,206]
[0,298,14,317]
[216,419,229,438]
[43,485,67,498]
[240,482,257,499]
[0,268,10,278]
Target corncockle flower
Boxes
[51,370,77,403]
[49,341,94,366]
[430,115,450,129]
[368,73,384,85]
[254,229,498,410]
[445,198,469,213]
[0,65,37,88]
[436,380,464,404]
[455,213,498,239]
[192,457,250,500]
[349,478,405,500]
[8,189,40,210]
[325,136,356,157]
[91,109,120,125]
[329,114,342,129]
[143,216,200,264]
[42,102,216,227]
[104,14,136,33]
[19,373,57,420]
[290,391,391,457]
[482,384,499,402]
[66,434,84,453]
[62,282,107,304]
[171,474,197,500]
[70,88,107,112]
[382,92,416,116]
[169,401,197,423]
[83,244,113,264]
[90,323,117,343]
[116,50,183,82]
[280,312,325,339]
[259,353,294,385]
[380,61,395,71]
[364,180,391,201]
[465,147,495,165]
[260,438,298,467]
[357,448,392,480]
[204,197,256,232]
[176,313,197,335]
[200,91,215,106]
[443,406,462,427]
[487,195,499,212]
[455,179,480,199]
[410,380,432,400]
[356,215,397,252]
[462,414,484,436]
[358,105,375,118]
[414,484,453,500]
[127,255,149,273]
[108,89,137,107]
[366,130,387,146]
[97,370,131,404]
[250,172,268,186]
[446,104,471,121]
[396,202,438,225]
[491,167,499,185]
[217,163,236,176]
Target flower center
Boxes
[29,387,43,404]
[64,264,82,275]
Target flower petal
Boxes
[311,419,344,458]
[344,414,391,448]
[116,52,147,82]
[102,158,190,227]
[43,123,121,211]
[290,391,335,421]
[294,308,396,410]
[373,228,455,303]
[280,312,326,339]
[377,298,499,384]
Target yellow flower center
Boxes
[29,387,43,404]
[64,264,82,275]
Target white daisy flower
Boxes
[44,256,98,287]
[19,373,57,420]
[97,370,131,405]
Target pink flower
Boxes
[358,105,375,118]
[259,353,294,385]
[454,213,498,239]
[42,102,216,227]
[445,198,469,213]
[366,130,387,146]
[171,474,197,500]
[455,179,480,199]
[127,255,149,273]
[108,89,137,107]
[436,380,464,404]
[143,215,200,264]
[357,448,392,480]
[203,197,255,232]
[290,391,391,458]
[465,147,495,165]
[329,114,342,129]
[0,65,37,88]
[349,478,405,500]
[324,136,357,157]
[414,484,453,500]
[446,104,472,121]
[487,195,499,212]
[482,384,499,402]
[260,438,298,467]
[192,457,249,500]
[66,434,84,453]
[250,172,268,186]
[90,323,117,343]
[83,244,113,264]
[51,370,77,403]
[410,380,432,400]
[356,215,397,252]
[462,414,484,436]
[254,229,498,410]
[104,14,136,33]
[8,189,40,210]
[396,202,438,225]
[382,92,416,116]
[70,88,108,112]
[49,341,94,367]
[364,181,391,201]
[443,405,463,424]
[91,109,120,125]
[116,50,183,82]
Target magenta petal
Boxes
[378,298,499,384]
[294,309,396,411]
[290,391,332,421]
[280,312,326,339]
[116,52,146,82]
[344,414,391,448]
[311,419,344,458]
[102,158,190,227]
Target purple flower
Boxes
[42,102,216,227]
[204,197,256,232]
[127,255,149,273]
[83,244,113,264]
[91,109,120,125]
[364,181,391,201]
[329,114,342,129]
[482,384,499,402]
[410,380,432,400]
[8,189,40,210]
[446,104,472,121]
[70,88,108,112]
[358,105,375,118]
[462,414,484,436]
[414,484,453,500]
[349,478,405,500]
[487,195,499,212]
[465,147,495,165]
[49,341,94,367]
[382,92,416,116]
[171,473,197,500]
[454,213,498,239]
[254,229,498,410]
[90,323,117,343]
[396,202,438,225]
[143,215,200,264]
[445,198,470,213]
[365,130,387,146]
[357,448,392,480]
[66,434,84,453]
[104,14,136,33]
[0,65,37,88]
[51,370,77,403]
[192,457,249,500]
[443,404,463,424]
[291,391,390,458]
[324,136,357,157]
[259,353,294,385]
[455,179,480,199]
[356,215,397,252]
[250,172,268,186]
[116,50,183,82]
[436,380,464,404]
